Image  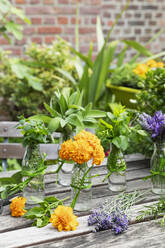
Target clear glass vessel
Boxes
[106,143,126,192]
[58,132,74,187]
[22,144,45,204]
[71,163,92,212]
[151,142,165,194]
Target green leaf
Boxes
[11,171,22,184]
[67,114,84,128]
[6,21,23,40]
[44,103,61,118]
[89,40,119,104]
[122,40,153,57]
[56,68,77,86]
[24,207,45,218]
[70,46,93,68]
[60,118,67,128]
[36,216,50,228]
[44,196,59,203]
[30,115,52,124]
[27,75,43,91]
[117,45,128,67]
[48,117,61,131]
[86,110,106,118]
[137,130,148,136]
[96,16,104,52]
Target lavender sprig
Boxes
[88,191,145,235]
[138,111,165,141]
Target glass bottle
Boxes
[71,163,92,211]
[151,142,165,194]
[22,144,45,204]
[58,132,74,187]
[106,143,126,192]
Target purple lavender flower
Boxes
[138,111,165,140]
[88,209,128,235]
[111,212,128,235]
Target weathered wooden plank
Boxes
[0,121,61,138]
[29,219,165,248]
[0,144,58,159]
[0,216,93,248]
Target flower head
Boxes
[133,63,148,77]
[10,197,27,217]
[138,111,165,140]
[59,130,105,165]
[50,205,79,231]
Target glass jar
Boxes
[151,142,165,194]
[106,143,126,192]
[58,132,74,187]
[71,163,92,212]
[22,144,45,204]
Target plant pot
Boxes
[106,84,140,109]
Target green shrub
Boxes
[136,68,165,115]
[0,38,78,120]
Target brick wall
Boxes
[2,0,165,57]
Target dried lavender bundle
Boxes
[88,191,146,235]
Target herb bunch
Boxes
[17,118,50,147]
[88,191,145,235]
[136,198,165,227]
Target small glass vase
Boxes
[22,144,45,204]
[58,132,74,187]
[151,142,165,194]
[71,163,92,212]
[106,144,126,192]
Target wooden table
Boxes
[0,155,164,248]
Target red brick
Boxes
[15,17,26,25]
[44,18,55,25]
[15,38,27,45]
[44,0,54,3]
[0,38,9,45]
[15,0,26,3]
[23,27,35,35]
[55,7,76,14]
[38,27,62,34]
[26,6,54,15]
[71,17,81,24]
[79,27,95,34]
[108,20,113,26]
[45,36,55,44]
[63,27,74,34]
[58,17,68,24]
[31,17,42,25]
[80,7,100,15]
[58,0,69,3]
[31,37,42,44]
[30,0,40,3]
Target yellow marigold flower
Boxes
[146,59,157,68]
[10,197,27,217]
[156,62,164,68]
[133,63,148,77]
[50,205,79,231]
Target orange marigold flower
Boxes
[59,139,73,161]
[133,63,149,77]
[70,140,93,164]
[50,205,79,231]
[59,130,105,166]
[93,145,105,165]
[156,62,164,68]
[146,59,157,68]
[10,197,27,217]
